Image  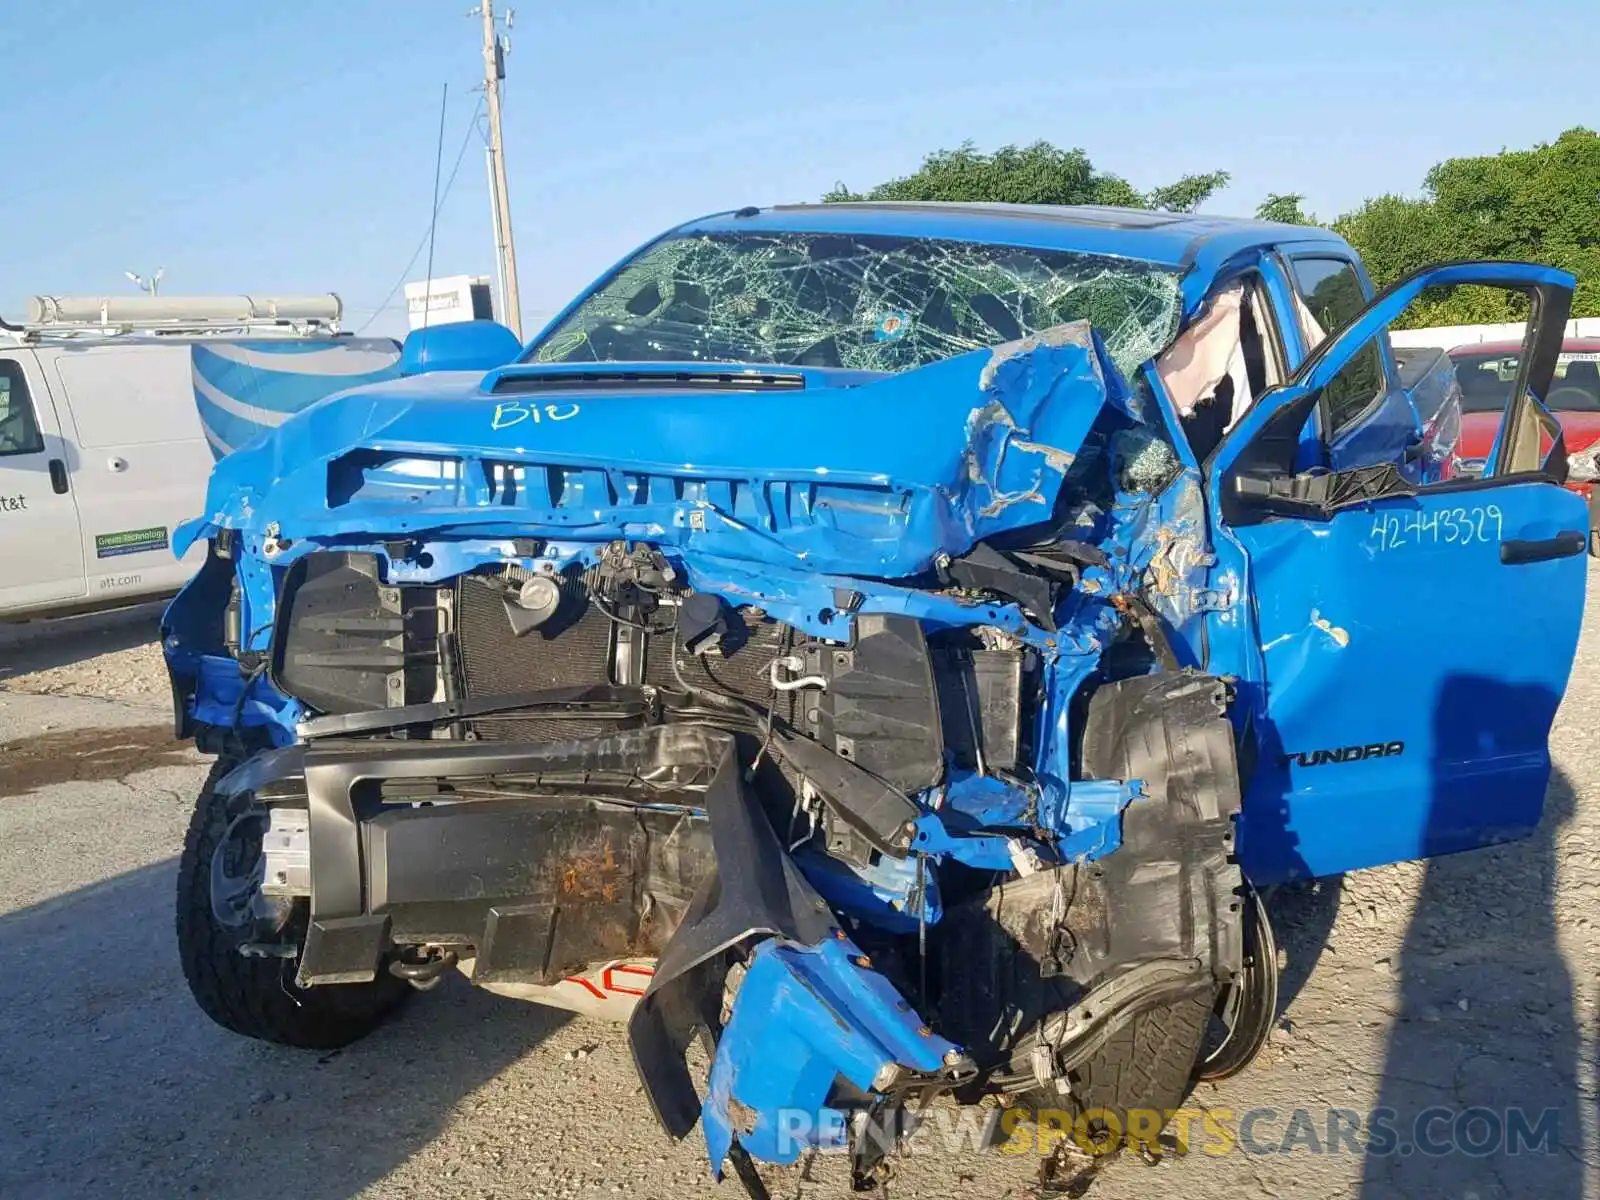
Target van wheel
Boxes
[176,759,408,1049]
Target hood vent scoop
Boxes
[489,367,808,395]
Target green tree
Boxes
[824,140,1230,213]
[1335,127,1600,326]
[1255,193,1319,225]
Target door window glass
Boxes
[1289,257,1386,435]
[0,362,44,456]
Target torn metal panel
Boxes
[1106,466,1225,661]
[175,325,1133,585]
[700,934,967,1173]
[961,322,1124,539]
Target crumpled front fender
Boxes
[627,733,836,1139]
[702,936,966,1172]
[625,733,969,1175]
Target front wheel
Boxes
[175,759,408,1049]
[1016,992,1214,1128]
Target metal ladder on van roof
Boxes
[2,294,345,341]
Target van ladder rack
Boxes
[12,293,344,339]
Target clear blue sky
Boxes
[0,0,1587,338]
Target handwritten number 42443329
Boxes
[1370,504,1503,552]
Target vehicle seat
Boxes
[1563,360,1600,398]
[1458,364,1503,405]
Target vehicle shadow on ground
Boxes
[1359,676,1588,1198]
[1263,872,1342,1017]
[0,858,564,1200]
[1225,674,1344,1018]
[0,602,165,680]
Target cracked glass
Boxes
[528,232,1183,379]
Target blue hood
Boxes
[177,324,1133,577]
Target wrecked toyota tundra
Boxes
[163,203,1588,1186]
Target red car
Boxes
[1451,337,1600,495]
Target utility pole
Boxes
[477,1,522,338]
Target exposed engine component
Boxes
[259,806,310,897]
[505,573,563,634]
[270,552,439,714]
[267,545,1038,811]
[677,591,730,656]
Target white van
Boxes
[0,294,400,619]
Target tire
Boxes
[1019,992,1213,1135]
[176,759,408,1049]
[941,888,1214,1141]
[941,669,1238,1149]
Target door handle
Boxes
[1500,531,1585,564]
[48,458,68,494]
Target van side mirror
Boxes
[399,320,522,376]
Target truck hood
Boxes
[176,323,1134,577]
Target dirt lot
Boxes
[1,599,1596,1200]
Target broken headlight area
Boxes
[186,520,1244,1183]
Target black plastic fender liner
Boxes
[1077,669,1245,986]
[627,740,836,1140]
[938,669,1245,1077]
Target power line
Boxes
[421,82,450,331]
[357,93,487,333]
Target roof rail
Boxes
[12,294,343,339]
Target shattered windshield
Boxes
[527,232,1183,378]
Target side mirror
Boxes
[399,320,522,376]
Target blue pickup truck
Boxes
[161,202,1586,1188]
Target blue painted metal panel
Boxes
[1211,259,1586,881]
[702,935,961,1172]
[173,328,1131,581]
[1232,481,1586,881]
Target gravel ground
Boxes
[0,602,166,702]
[1,593,1596,1200]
